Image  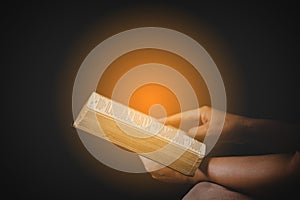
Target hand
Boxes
[139,156,207,184]
[142,106,249,184]
[162,106,249,143]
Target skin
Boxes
[143,106,300,198]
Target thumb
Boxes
[187,124,208,142]
[157,112,182,127]
[158,109,199,127]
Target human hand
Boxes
[139,156,207,184]
[162,106,248,143]
[142,106,249,184]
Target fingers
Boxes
[157,106,211,141]
[158,112,182,126]
[198,105,211,124]
[187,124,208,142]
[159,109,201,127]
[150,167,190,183]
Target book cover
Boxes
[73,92,205,176]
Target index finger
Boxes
[158,109,201,127]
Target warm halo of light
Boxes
[129,83,180,118]
[57,5,244,194]
[96,48,211,116]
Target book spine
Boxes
[87,92,205,155]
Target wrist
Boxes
[189,168,209,184]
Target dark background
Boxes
[2,1,299,199]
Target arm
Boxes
[148,151,300,197]
[164,106,299,153]
[238,117,299,153]
[145,106,300,198]
[203,152,300,197]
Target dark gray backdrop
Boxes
[2,1,299,199]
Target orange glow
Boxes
[129,83,180,116]
[96,48,211,116]
[57,6,244,194]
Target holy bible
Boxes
[73,92,206,176]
